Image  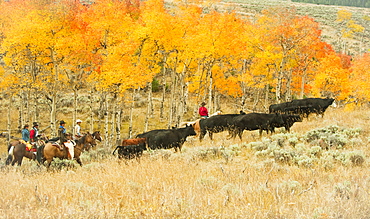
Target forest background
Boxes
[0,0,369,147]
[291,0,370,8]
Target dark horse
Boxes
[6,140,36,166]
[84,131,102,151]
[37,133,97,168]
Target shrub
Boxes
[191,146,239,163]
[273,149,295,164]
[304,125,361,149]
[49,158,78,171]
[348,151,365,166]
[81,147,112,162]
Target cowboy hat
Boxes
[76,119,82,123]
[59,120,66,124]
[33,122,39,127]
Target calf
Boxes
[121,137,146,146]
[112,144,146,160]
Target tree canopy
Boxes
[0,0,369,106]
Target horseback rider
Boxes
[74,119,83,140]
[22,124,30,142]
[29,122,40,152]
[29,122,39,143]
[58,120,75,159]
[198,102,209,119]
[58,120,67,144]
[57,120,67,151]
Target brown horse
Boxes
[83,132,99,151]
[6,140,36,166]
[38,133,96,168]
[92,131,102,142]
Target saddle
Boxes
[51,140,76,159]
[51,141,64,151]
[20,140,35,152]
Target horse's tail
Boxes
[36,145,45,164]
[8,145,14,156]
[112,146,121,155]
[5,145,15,165]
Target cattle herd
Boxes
[113,97,335,160]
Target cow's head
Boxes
[185,124,197,136]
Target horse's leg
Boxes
[41,157,46,166]
[18,156,23,166]
[85,143,90,151]
[11,156,17,166]
[46,159,52,169]
[12,154,23,166]
[75,157,83,166]
[5,155,12,165]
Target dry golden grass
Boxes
[1,106,370,218]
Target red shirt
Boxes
[199,106,208,116]
[30,129,36,140]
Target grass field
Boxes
[1,106,370,218]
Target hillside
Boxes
[214,0,370,55]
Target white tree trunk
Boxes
[160,56,167,119]
[50,93,57,136]
[89,88,94,133]
[145,81,152,132]
[116,106,122,145]
[128,89,136,138]
[104,92,109,148]
[7,94,12,143]
[168,69,176,128]
[300,73,306,99]
[73,88,78,131]
[208,71,213,113]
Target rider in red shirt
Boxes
[29,122,39,143]
[29,122,39,152]
[198,102,209,119]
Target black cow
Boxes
[112,144,146,160]
[198,113,244,141]
[229,113,284,140]
[269,114,303,133]
[269,98,334,118]
[137,125,196,152]
[292,98,334,117]
[269,102,291,114]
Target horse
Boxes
[83,132,100,151]
[92,131,102,142]
[6,140,36,166]
[37,133,95,168]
